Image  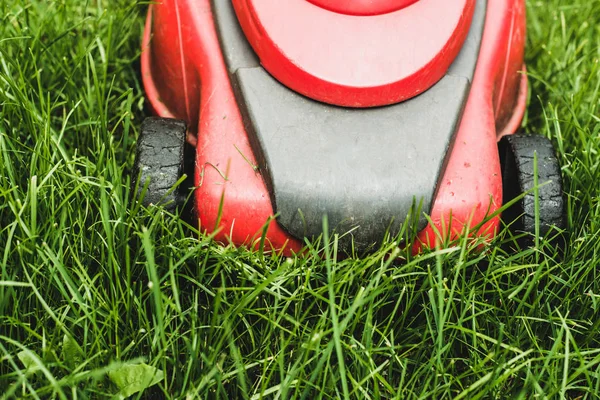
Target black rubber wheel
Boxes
[134,117,189,212]
[499,133,566,242]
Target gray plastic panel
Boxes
[235,69,469,250]
[211,0,259,72]
[212,0,487,252]
[447,1,487,79]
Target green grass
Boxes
[1,0,600,398]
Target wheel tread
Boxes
[499,133,566,242]
[134,117,188,212]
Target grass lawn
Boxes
[1,0,600,398]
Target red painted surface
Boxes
[141,0,527,254]
[232,0,475,107]
[307,0,419,16]
[412,0,527,252]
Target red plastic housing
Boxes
[141,0,527,254]
[232,0,475,107]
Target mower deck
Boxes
[138,0,563,254]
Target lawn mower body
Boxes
[141,0,528,253]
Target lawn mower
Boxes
[136,0,566,254]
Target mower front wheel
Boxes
[499,133,566,243]
[134,117,189,212]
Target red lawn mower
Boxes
[136,0,565,254]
